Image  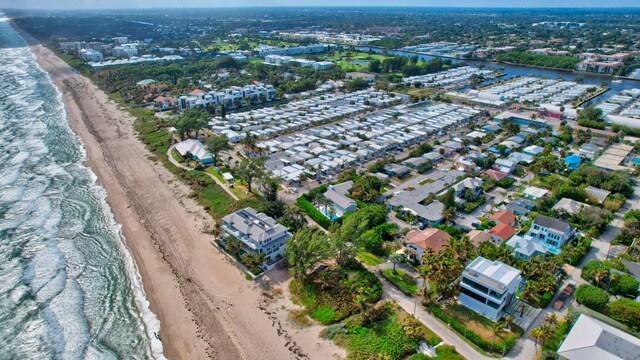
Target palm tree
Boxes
[530,327,545,352]
[490,322,505,352]
[543,313,559,330]
[593,267,609,288]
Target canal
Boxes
[344,45,640,106]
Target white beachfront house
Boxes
[220,207,292,267]
[459,256,521,321]
[527,214,575,249]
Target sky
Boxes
[2,0,640,9]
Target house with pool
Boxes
[322,181,357,219]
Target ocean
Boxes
[0,16,164,360]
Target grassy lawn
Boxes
[326,303,445,360]
[357,250,385,266]
[418,178,435,185]
[205,166,228,184]
[171,148,185,164]
[441,303,523,344]
[381,268,418,295]
[312,50,394,72]
[398,87,439,98]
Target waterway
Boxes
[347,45,640,106]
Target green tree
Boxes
[608,273,639,297]
[234,156,266,193]
[389,254,405,272]
[206,134,232,163]
[173,108,209,139]
[503,119,521,136]
[575,284,610,311]
[608,298,640,330]
[285,228,332,277]
[331,215,370,263]
[349,175,387,203]
[277,204,307,232]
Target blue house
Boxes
[564,154,582,171]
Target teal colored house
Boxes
[564,154,582,171]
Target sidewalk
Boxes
[166,145,239,201]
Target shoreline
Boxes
[15,27,342,360]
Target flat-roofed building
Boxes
[459,257,521,321]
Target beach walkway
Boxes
[166,145,239,201]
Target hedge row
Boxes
[296,196,332,229]
[429,305,518,354]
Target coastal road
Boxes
[370,262,538,360]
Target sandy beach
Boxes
[19,30,344,360]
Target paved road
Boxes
[511,184,640,358]
[370,262,537,360]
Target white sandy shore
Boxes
[19,29,344,360]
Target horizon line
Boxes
[4,5,640,10]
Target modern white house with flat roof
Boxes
[221,207,292,268]
[459,256,522,321]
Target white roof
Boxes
[464,256,521,291]
[523,186,549,198]
[174,139,213,162]
[558,314,640,360]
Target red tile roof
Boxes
[484,169,509,181]
[405,228,452,251]
[489,223,516,241]
[490,210,518,226]
[189,89,204,95]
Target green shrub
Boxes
[335,312,422,360]
[540,292,553,307]
[435,345,465,360]
[608,273,640,297]
[296,196,332,229]
[289,262,383,324]
[575,284,610,311]
[608,298,640,330]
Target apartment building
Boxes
[179,83,276,110]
